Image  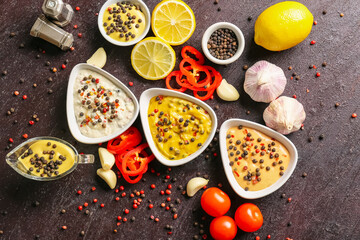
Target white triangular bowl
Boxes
[219,118,298,199]
[140,88,217,167]
[66,63,139,144]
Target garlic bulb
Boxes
[244,60,287,103]
[263,96,306,135]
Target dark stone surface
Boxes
[0,0,359,239]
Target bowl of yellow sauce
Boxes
[140,88,217,167]
[219,119,298,199]
[98,0,151,46]
[6,137,94,181]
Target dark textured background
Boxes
[0,0,359,239]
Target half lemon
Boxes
[131,37,176,80]
[151,0,196,46]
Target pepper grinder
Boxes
[30,14,74,51]
[42,0,74,27]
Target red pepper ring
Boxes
[181,46,205,65]
[121,143,153,176]
[165,71,187,92]
[124,150,155,174]
[177,74,209,91]
[202,65,223,91]
[119,167,143,184]
[107,127,142,154]
[193,89,215,101]
[177,65,222,92]
[179,58,211,88]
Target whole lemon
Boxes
[254,1,313,51]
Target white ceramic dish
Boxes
[219,119,298,199]
[66,63,139,144]
[202,22,245,65]
[97,0,151,46]
[140,88,218,167]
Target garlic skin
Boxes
[244,60,287,103]
[263,96,306,135]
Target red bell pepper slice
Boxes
[193,89,215,101]
[107,127,142,154]
[165,71,187,92]
[121,143,154,176]
[202,65,223,91]
[119,167,143,184]
[179,58,211,88]
[181,46,205,65]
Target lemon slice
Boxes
[151,0,196,46]
[131,37,176,80]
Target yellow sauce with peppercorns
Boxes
[226,126,290,191]
[18,140,75,178]
[148,96,212,160]
[103,2,146,42]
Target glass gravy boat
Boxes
[6,136,94,181]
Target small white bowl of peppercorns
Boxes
[202,22,245,65]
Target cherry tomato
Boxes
[234,203,263,232]
[210,216,237,240]
[201,187,231,217]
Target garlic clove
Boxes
[263,96,306,135]
[97,168,117,189]
[186,177,209,197]
[244,60,287,103]
[216,79,240,101]
[87,47,107,69]
[98,147,115,171]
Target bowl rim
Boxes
[219,118,298,199]
[97,0,151,47]
[201,22,245,65]
[139,88,218,167]
[66,63,139,144]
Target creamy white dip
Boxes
[73,69,135,138]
